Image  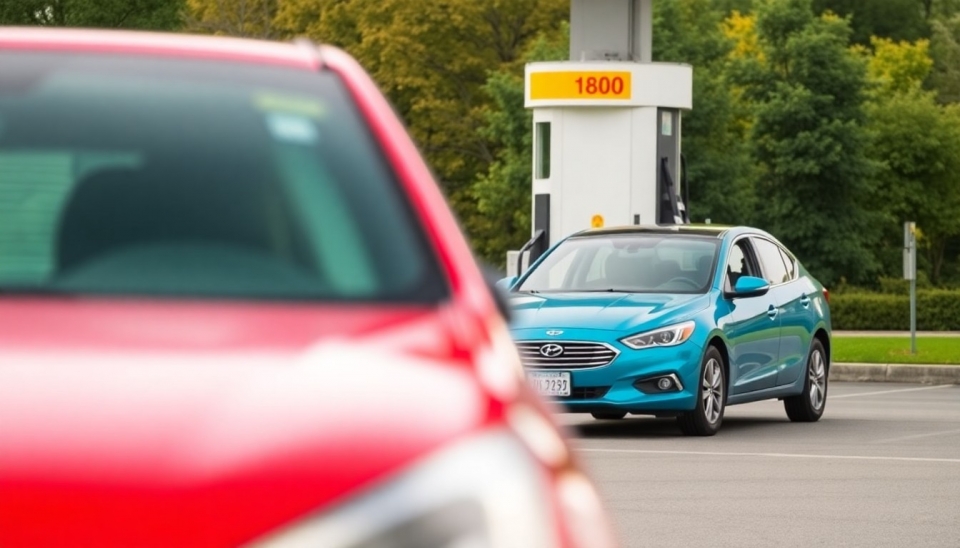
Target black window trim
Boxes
[722,235,763,293]
[749,235,797,288]
[777,245,799,283]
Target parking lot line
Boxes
[574,447,960,464]
[874,428,960,444]
[830,384,952,399]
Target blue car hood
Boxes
[508,292,710,334]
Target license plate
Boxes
[528,371,571,397]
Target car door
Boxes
[721,237,782,395]
[769,243,818,387]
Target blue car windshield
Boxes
[517,234,720,294]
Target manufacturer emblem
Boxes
[539,343,565,358]
[546,330,564,336]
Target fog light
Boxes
[633,373,684,394]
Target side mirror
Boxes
[496,276,518,292]
[730,275,770,298]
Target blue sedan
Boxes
[501,225,831,436]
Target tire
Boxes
[591,411,627,420]
[677,346,726,436]
[784,339,828,422]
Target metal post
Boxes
[911,275,917,354]
[633,0,653,62]
[570,0,652,62]
[904,222,917,354]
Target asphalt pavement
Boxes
[558,382,960,548]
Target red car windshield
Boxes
[0,52,447,303]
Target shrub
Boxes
[831,290,960,330]
[876,274,932,295]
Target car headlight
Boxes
[620,321,695,350]
[248,429,561,548]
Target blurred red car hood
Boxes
[0,299,489,546]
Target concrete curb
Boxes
[830,362,960,384]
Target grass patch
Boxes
[832,337,960,365]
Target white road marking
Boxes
[574,447,960,464]
[875,428,960,444]
[831,384,953,399]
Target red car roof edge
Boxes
[0,27,320,70]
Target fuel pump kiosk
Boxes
[508,0,693,276]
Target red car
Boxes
[0,28,615,547]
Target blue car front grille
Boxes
[517,341,619,369]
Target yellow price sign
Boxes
[591,215,604,228]
[530,71,632,101]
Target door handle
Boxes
[800,294,811,308]
[767,305,778,319]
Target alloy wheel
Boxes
[808,349,826,411]
[784,338,828,423]
[702,358,724,424]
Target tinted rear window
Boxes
[0,52,447,303]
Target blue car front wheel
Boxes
[677,346,726,436]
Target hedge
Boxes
[831,290,960,330]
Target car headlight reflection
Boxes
[249,429,560,548]
[619,321,695,350]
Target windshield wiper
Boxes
[577,288,633,293]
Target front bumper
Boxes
[516,332,704,414]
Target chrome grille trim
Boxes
[516,340,619,369]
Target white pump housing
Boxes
[507,0,694,277]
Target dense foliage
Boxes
[732,0,880,285]
[1,0,184,29]
[831,290,960,330]
[5,0,960,290]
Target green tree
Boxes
[922,0,960,19]
[654,0,756,225]
[732,0,878,286]
[0,0,183,29]
[862,38,960,283]
[929,14,960,103]
[185,0,278,38]
[867,92,960,283]
[714,0,757,15]
[863,36,933,94]
[812,0,929,44]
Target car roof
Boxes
[572,224,735,238]
[0,27,320,70]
